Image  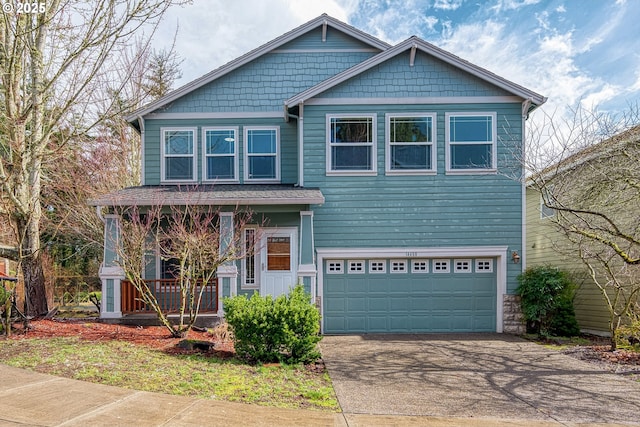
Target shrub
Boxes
[88,291,101,311]
[516,266,580,337]
[223,285,321,364]
[615,319,640,350]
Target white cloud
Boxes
[490,0,541,14]
[434,0,463,11]
[155,0,350,86]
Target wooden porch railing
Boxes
[121,279,218,315]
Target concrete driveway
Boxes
[320,334,640,425]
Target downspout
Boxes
[286,102,304,187]
[521,99,532,270]
[138,116,145,186]
[297,102,304,187]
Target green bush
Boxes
[516,266,580,337]
[223,285,321,364]
[615,319,640,350]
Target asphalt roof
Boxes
[88,185,324,207]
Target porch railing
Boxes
[121,279,218,315]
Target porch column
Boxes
[297,211,317,302]
[99,214,124,318]
[217,212,238,316]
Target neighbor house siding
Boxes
[305,102,524,292]
[143,118,298,185]
[525,188,611,333]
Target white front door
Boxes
[260,228,297,298]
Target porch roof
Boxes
[89,185,325,207]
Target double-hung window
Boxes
[446,113,497,173]
[203,127,238,182]
[244,127,279,182]
[327,114,376,175]
[386,113,436,174]
[161,128,197,182]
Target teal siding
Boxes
[105,279,114,312]
[162,52,376,113]
[320,51,512,99]
[104,217,119,267]
[278,26,381,51]
[144,118,298,185]
[304,103,523,292]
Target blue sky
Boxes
[154,0,640,119]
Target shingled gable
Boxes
[285,36,547,115]
[126,14,391,129]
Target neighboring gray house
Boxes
[92,14,546,334]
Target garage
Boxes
[322,257,497,333]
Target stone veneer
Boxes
[503,294,525,334]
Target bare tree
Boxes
[526,103,640,347]
[114,198,260,338]
[0,0,183,316]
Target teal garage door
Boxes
[323,258,497,333]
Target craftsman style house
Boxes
[92,14,546,333]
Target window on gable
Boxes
[327,115,376,174]
[204,128,238,182]
[446,113,496,173]
[386,114,436,174]
[162,128,196,182]
[245,127,280,182]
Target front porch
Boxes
[120,278,219,315]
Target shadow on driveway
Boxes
[320,334,640,424]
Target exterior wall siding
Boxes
[304,103,524,293]
[319,52,512,99]
[161,52,377,113]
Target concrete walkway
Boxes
[0,333,639,426]
[320,334,640,426]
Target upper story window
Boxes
[244,127,280,182]
[161,128,197,182]
[385,113,436,175]
[446,113,497,174]
[203,127,238,182]
[327,114,377,175]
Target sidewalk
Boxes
[0,364,635,427]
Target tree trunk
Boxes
[21,252,48,317]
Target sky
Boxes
[152,0,640,122]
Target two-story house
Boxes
[91,14,546,334]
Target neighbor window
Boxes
[327,115,376,174]
[244,127,279,182]
[161,128,197,182]
[446,113,496,173]
[203,128,238,182]
[386,113,436,174]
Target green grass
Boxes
[0,337,339,411]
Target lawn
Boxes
[0,320,339,411]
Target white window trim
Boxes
[475,258,494,273]
[411,259,430,273]
[241,226,259,290]
[326,114,378,176]
[390,259,408,273]
[347,260,365,274]
[326,260,344,274]
[385,113,437,175]
[368,260,386,274]
[445,112,497,175]
[433,259,451,273]
[202,127,239,183]
[454,258,472,273]
[244,126,280,183]
[160,127,198,183]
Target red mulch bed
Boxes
[6,319,235,357]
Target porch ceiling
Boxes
[89,185,325,207]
